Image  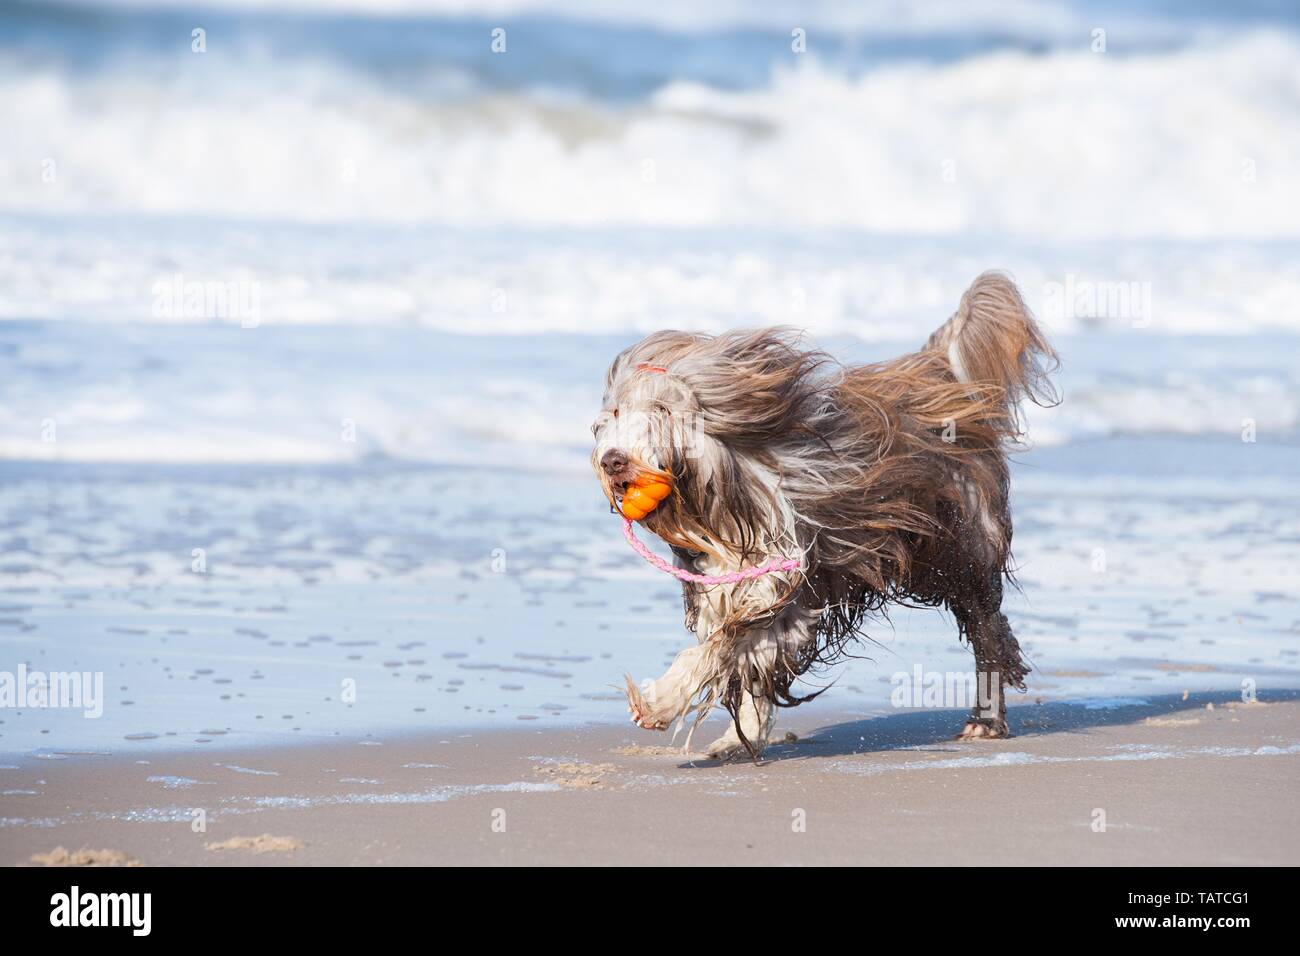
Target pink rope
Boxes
[621,517,801,585]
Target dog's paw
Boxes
[704,735,749,760]
[702,738,754,764]
[955,717,1010,740]
[703,725,767,761]
[624,675,668,731]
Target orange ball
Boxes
[619,475,672,519]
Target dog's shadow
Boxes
[675,687,1296,769]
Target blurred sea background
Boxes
[0,0,1297,755]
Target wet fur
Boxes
[592,272,1059,755]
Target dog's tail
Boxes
[926,271,1059,430]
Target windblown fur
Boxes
[592,272,1059,756]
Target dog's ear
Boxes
[686,329,830,445]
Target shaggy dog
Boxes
[591,272,1058,758]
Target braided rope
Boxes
[621,517,800,585]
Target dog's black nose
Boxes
[600,449,629,480]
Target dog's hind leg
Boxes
[953,570,1029,740]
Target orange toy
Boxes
[618,474,672,520]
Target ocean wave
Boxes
[1,316,1295,467]
[3,26,1299,238]
[4,218,1299,338]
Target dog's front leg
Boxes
[623,641,775,756]
[701,603,820,759]
[624,643,716,731]
[704,686,774,760]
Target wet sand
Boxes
[4,692,1297,866]
[3,437,1299,757]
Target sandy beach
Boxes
[4,693,1296,867]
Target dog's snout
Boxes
[600,449,629,480]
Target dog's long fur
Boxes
[592,272,1058,757]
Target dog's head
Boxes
[591,329,829,561]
